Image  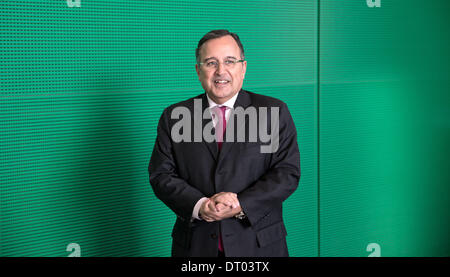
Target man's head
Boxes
[195,30,247,104]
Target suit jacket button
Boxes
[211,233,217,239]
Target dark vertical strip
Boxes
[317,0,321,258]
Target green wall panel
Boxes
[1,0,317,257]
[319,0,450,256]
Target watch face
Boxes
[235,211,246,220]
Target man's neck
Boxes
[206,91,239,105]
[206,90,240,108]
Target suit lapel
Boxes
[217,90,252,164]
[199,93,219,162]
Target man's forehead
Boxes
[199,36,241,56]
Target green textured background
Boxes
[320,0,450,256]
[1,0,449,257]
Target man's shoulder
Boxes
[163,93,204,112]
[243,89,286,108]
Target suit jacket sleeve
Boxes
[238,102,301,226]
[148,107,205,221]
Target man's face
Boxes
[195,35,247,104]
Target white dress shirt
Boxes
[191,91,239,221]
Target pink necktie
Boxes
[216,106,227,150]
[216,106,226,253]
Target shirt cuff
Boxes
[192,197,208,220]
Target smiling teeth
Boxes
[215,80,229,83]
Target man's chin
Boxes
[208,91,234,103]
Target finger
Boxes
[220,195,239,209]
[208,201,217,212]
[211,192,226,200]
[214,194,234,207]
[215,208,234,220]
[229,193,240,209]
[232,198,240,209]
[201,208,217,222]
[204,216,214,222]
[216,198,233,210]
[212,192,233,201]
[230,193,239,208]
[226,193,238,203]
[215,203,230,212]
[202,199,211,210]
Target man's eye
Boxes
[207,61,218,67]
[224,60,235,65]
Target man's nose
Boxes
[215,62,226,75]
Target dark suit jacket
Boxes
[148,89,300,257]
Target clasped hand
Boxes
[199,192,242,222]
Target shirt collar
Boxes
[206,91,239,110]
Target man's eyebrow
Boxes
[203,57,218,62]
[203,56,238,62]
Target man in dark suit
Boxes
[148,30,300,257]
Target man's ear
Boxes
[195,63,200,79]
[242,60,247,79]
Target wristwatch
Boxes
[234,211,247,220]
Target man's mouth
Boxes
[214,79,230,85]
